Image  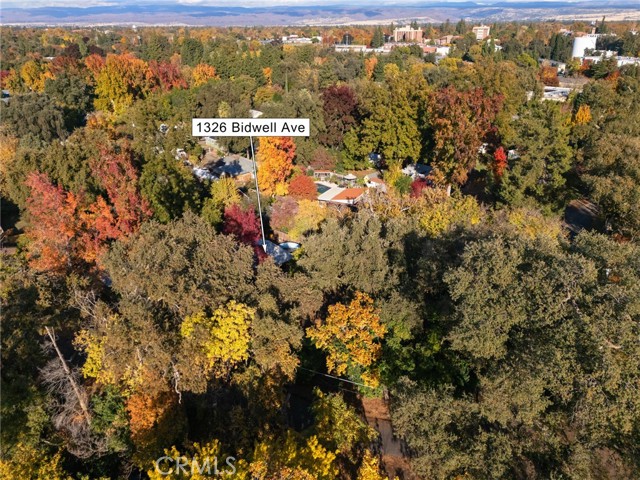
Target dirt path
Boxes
[361,397,416,480]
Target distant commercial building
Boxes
[572,34,599,59]
[393,26,423,43]
[282,35,322,45]
[472,25,491,41]
[583,53,640,67]
[334,44,367,53]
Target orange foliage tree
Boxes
[24,147,151,274]
[24,173,86,273]
[288,174,317,200]
[539,65,560,86]
[364,56,378,79]
[257,137,296,195]
[191,63,217,87]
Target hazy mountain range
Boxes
[2,1,639,26]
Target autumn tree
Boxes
[320,84,359,148]
[148,60,187,92]
[307,292,386,387]
[288,174,317,200]
[492,146,508,179]
[24,146,150,274]
[257,136,296,195]
[201,177,241,227]
[191,63,218,87]
[20,60,51,92]
[24,173,87,273]
[180,301,254,381]
[223,204,262,250]
[312,389,376,460]
[539,65,560,86]
[427,86,502,185]
[269,196,299,233]
[94,53,152,114]
[288,199,330,241]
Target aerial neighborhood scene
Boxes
[1,0,640,479]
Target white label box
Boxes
[192,118,310,137]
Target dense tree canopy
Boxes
[2,22,640,480]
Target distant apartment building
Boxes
[393,26,423,43]
[472,25,491,41]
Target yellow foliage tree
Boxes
[250,431,338,480]
[288,199,330,241]
[573,104,592,126]
[181,301,253,378]
[257,137,295,196]
[94,53,151,114]
[357,450,388,480]
[312,389,377,458]
[191,63,218,87]
[147,440,247,480]
[0,130,18,194]
[74,329,115,385]
[20,60,51,92]
[0,443,70,480]
[209,176,240,208]
[418,189,483,237]
[506,208,563,242]
[307,292,386,386]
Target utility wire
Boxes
[249,135,267,252]
[298,366,376,389]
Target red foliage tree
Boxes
[493,146,508,180]
[91,147,152,236]
[320,85,358,148]
[148,61,188,92]
[24,148,151,275]
[410,178,429,198]
[288,175,317,200]
[223,204,265,259]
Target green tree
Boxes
[180,37,204,67]
[498,101,573,210]
[139,152,203,223]
[343,65,423,169]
